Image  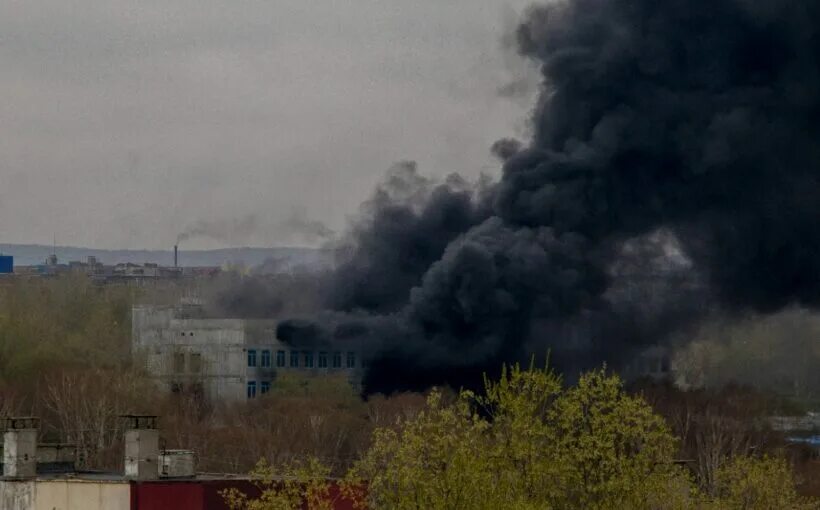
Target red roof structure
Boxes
[131,479,361,510]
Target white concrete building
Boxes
[0,477,131,510]
[132,304,362,402]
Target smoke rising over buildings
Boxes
[176,210,334,247]
[176,216,260,245]
[275,0,820,393]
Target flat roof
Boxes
[1,471,345,484]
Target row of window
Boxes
[248,350,356,369]
[171,350,358,374]
[247,380,271,398]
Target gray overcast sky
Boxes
[0,0,537,250]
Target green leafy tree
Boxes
[221,457,335,510]
[346,364,694,510]
[225,363,818,510]
[707,455,817,510]
[345,390,505,510]
[544,368,688,509]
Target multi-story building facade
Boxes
[132,304,362,402]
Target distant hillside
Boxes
[0,244,334,272]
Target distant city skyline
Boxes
[0,0,536,250]
[0,242,330,268]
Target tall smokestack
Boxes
[174,245,178,268]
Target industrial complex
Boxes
[132,302,363,402]
[0,246,221,285]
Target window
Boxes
[189,353,202,373]
[260,381,271,395]
[247,381,257,399]
[247,349,257,368]
[290,351,299,368]
[318,352,328,368]
[332,352,342,369]
[173,352,185,373]
[276,350,286,367]
[304,351,314,368]
[346,352,356,369]
[261,350,271,368]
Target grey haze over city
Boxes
[0,0,537,250]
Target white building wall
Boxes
[0,480,129,510]
[0,480,34,510]
[34,480,130,510]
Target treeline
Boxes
[0,274,134,381]
[17,368,426,474]
[228,366,820,510]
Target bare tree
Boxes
[42,369,155,469]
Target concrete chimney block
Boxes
[3,418,39,478]
[122,416,160,481]
[124,428,160,480]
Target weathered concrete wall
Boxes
[133,306,250,400]
[34,480,130,510]
[125,429,159,481]
[132,305,175,349]
[133,305,363,402]
[0,480,34,510]
[3,430,37,478]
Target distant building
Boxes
[132,304,363,402]
[7,247,225,284]
[16,256,200,285]
[0,256,12,274]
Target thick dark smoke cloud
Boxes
[327,162,490,313]
[278,0,820,394]
[491,138,524,162]
[505,0,820,313]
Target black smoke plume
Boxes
[326,161,490,314]
[279,0,820,394]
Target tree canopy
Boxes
[229,364,817,509]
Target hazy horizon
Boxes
[0,242,331,267]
